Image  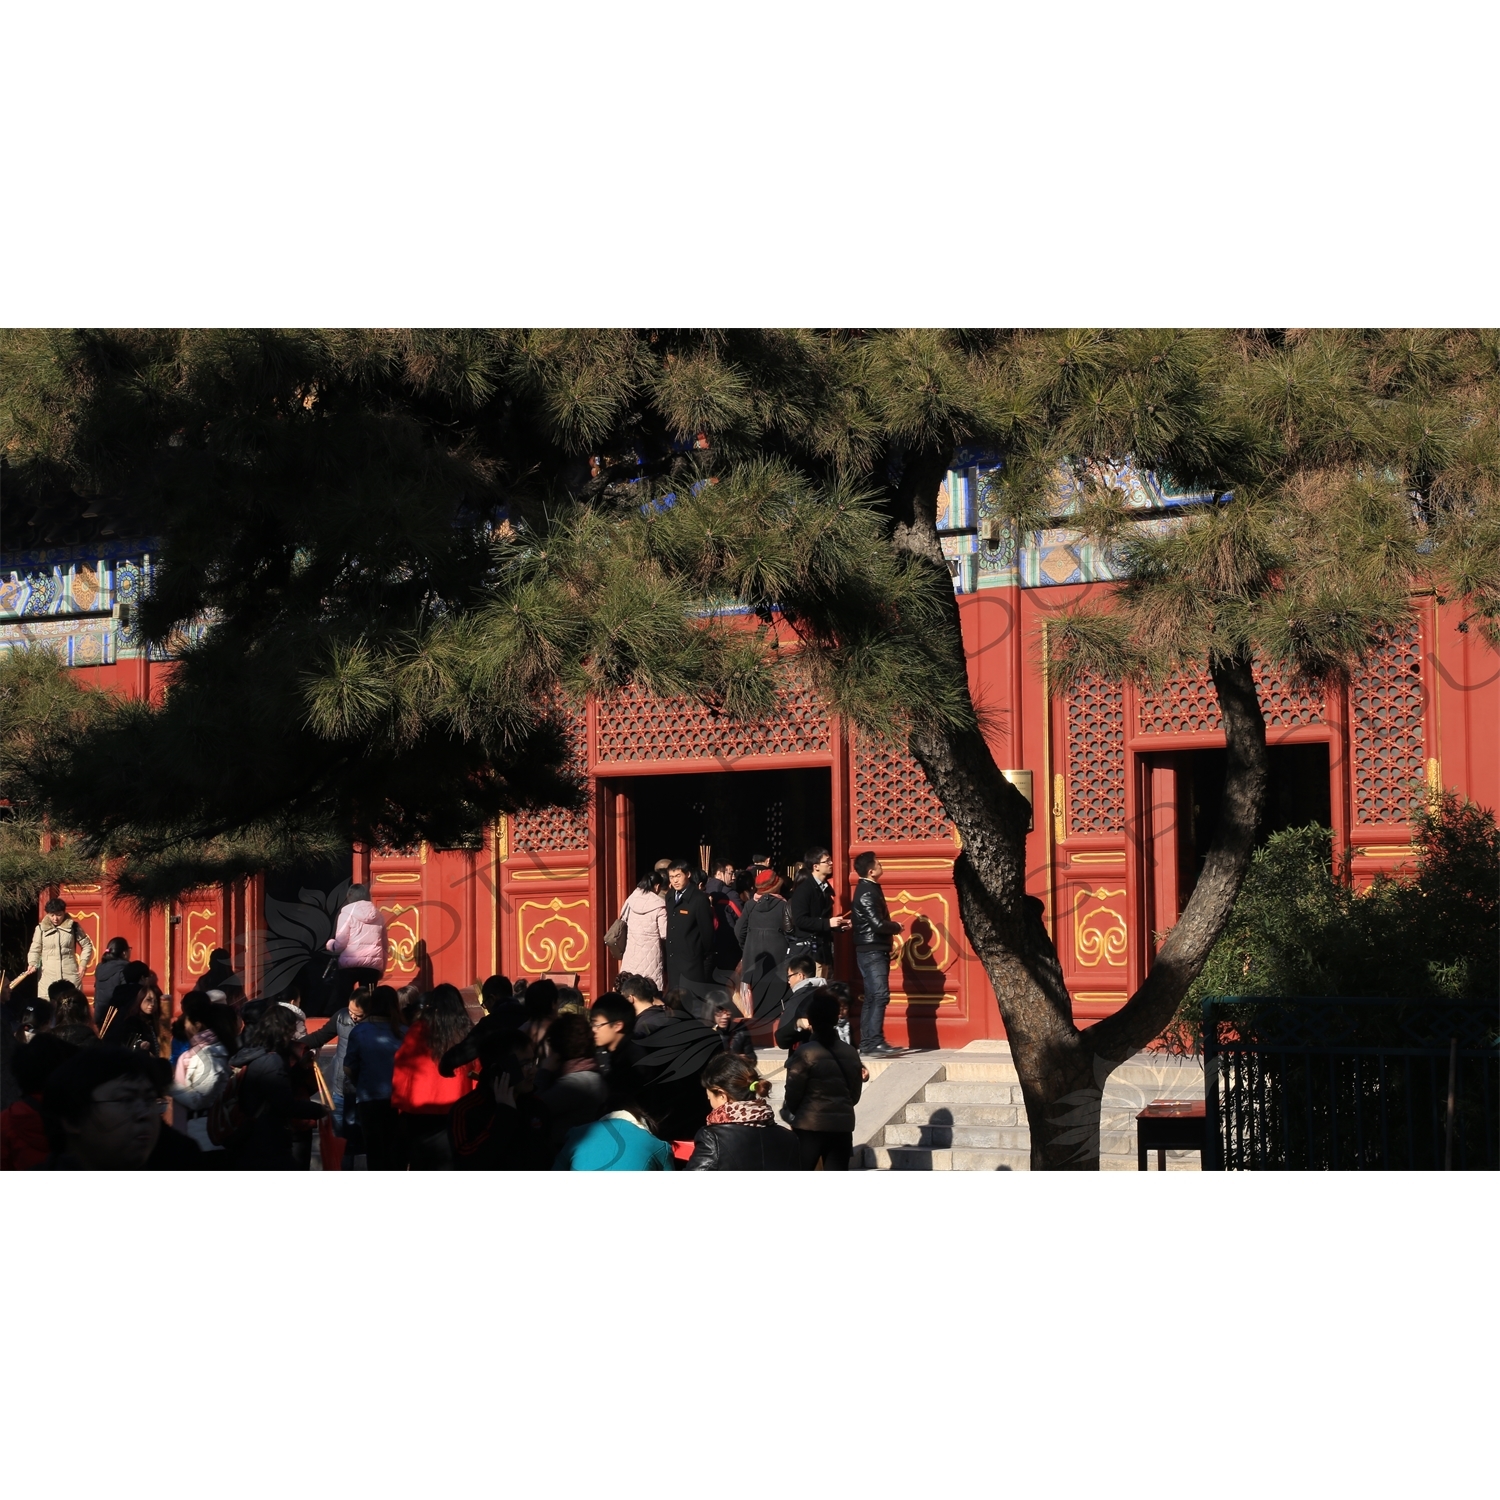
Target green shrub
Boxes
[1169,790,1499,1050]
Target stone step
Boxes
[902,1102,1022,1128]
[940,1061,1022,1083]
[860,1144,1201,1171]
[938,1058,1204,1089]
[864,1146,1033,1171]
[922,1081,1028,1105]
[881,1122,1154,1154]
[900,1101,1161,1133]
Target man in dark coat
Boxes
[703,861,744,985]
[664,862,715,990]
[788,847,848,978]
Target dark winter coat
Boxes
[664,885,716,987]
[774,980,824,1052]
[851,878,902,952]
[341,1020,403,1104]
[225,1044,324,1169]
[704,878,743,972]
[715,1018,757,1064]
[91,957,131,1025]
[734,894,794,981]
[788,876,838,966]
[782,1037,863,1133]
[686,1118,802,1170]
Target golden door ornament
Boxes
[72,910,102,976]
[379,902,422,974]
[884,890,953,973]
[1074,886,1127,968]
[518,897,590,973]
[185,907,219,975]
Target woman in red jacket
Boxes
[392,984,476,1170]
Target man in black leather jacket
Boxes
[850,851,903,1055]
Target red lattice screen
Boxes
[1135,662,1325,735]
[1066,672,1125,834]
[512,708,591,852]
[1351,626,1425,825]
[853,739,951,844]
[594,679,830,762]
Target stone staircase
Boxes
[855,1043,1205,1171]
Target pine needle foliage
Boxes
[4,329,1496,913]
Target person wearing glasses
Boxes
[38,1049,203,1169]
[788,847,848,980]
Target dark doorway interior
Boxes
[627,767,832,881]
[264,847,354,1013]
[1179,742,1331,902]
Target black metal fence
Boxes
[1203,997,1499,1170]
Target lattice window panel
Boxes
[853,741,951,844]
[1135,663,1325,735]
[1351,627,1425,826]
[1066,672,1125,834]
[594,678,830,762]
[512,708,592,852]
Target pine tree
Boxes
[4,328,1496,1166]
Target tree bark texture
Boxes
[885,448,1270,1168]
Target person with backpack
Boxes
[341,985,406,1169]
[780,989,864,1171]
[19,898,95,999]
[169,993,234,1153]
[216,1004,327,1170]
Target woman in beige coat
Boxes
[21,897,95,995]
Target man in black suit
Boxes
[788,846,849,979]
[664,861,715,990]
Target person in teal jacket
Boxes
[554,1107,674,1171]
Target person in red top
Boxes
[2,1033,79,1170]
[392,984,476,1170]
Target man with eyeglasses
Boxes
[38,1050,203,1170]
[788,847,848,980]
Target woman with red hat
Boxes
[734,866,795,987]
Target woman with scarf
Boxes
[169,992,235,1152]
[686,1054,800,1170]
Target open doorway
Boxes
[1143,742,1331,938]
[621,767,832,882]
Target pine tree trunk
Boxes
[888,444,1269,1169]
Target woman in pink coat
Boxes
[619,873,668,988]
[326,884,389,1009]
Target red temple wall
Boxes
[34,591,1499,1039]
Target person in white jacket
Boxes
[20,897,95,996]
[325,885,389,1010]
[170,992,233,1151]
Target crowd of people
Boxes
[1,848,909,1171]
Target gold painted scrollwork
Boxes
[185,907,218,975]
[1073,886,1127,968]
[518,897,590,973]
[379,902,421,974]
